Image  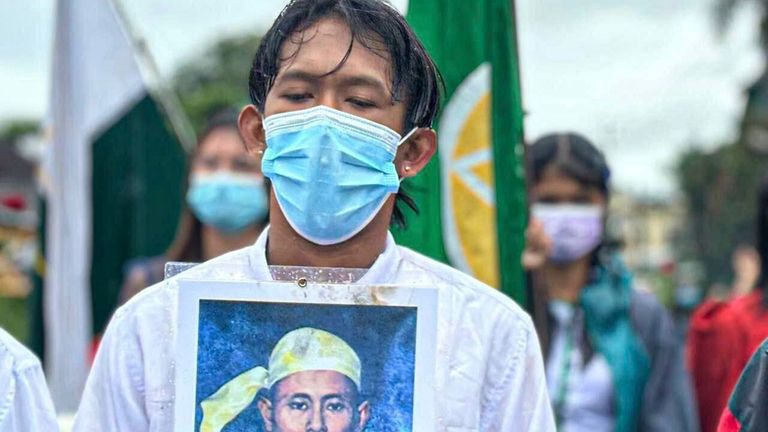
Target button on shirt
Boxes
[0,328,58,432]
[73,229,555,431]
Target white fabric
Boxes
[546,301,615,432]
[47,0,145,411]
[0,328,58,432]
[73,228,555,431]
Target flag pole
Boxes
[109,0,197,153]
[492,0,528,306]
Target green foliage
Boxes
[0,297,28,344]
[676,143,768,287]
[0,119,39,143]
[173,33,262,133]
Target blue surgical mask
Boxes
[186,172,268,233]
[262,106,416,245]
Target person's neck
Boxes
[266,219,390,269]
[543,255,593,304]
[202,224,263,261]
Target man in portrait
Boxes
[200,327,369,432]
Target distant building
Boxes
[610,192,685,270]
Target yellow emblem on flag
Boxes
[439,63,499,287]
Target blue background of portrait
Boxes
[195,300,418,431]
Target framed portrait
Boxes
[174,279,438,432]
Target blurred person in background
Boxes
[729,244,760,298]
[119,109,269,303]
[688,175,768,432]
[523,133,698,432]
[0,326,57,431]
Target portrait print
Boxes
[175,280,438,432]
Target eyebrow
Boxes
[337,75,389,94]
[276,70,321,85]
[320,393,348,402]
[277,69,389,94]
[279,393,311,403]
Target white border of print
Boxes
[174,279,438,432]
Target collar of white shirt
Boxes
[246,226,401,285]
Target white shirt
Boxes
[546,301,614,432]
[73,230,555,431]
[0,328,58,432]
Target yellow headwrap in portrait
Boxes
[199,327,361,432]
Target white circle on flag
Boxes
[438,62,500,287]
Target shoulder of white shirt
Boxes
[395,244,532,321]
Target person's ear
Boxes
[257,397,275,432]
[394,128,436,179]
[239,104,266,158]
[355,400,370,431]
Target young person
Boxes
[73,1,554,430]
[523,133,698,432]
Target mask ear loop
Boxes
[397,127,420,147]
[395,127,421,183]
[258,111,269,156]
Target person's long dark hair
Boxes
[756,175,768,305]
[527,132,611,359]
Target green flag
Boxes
[395,0,528,304]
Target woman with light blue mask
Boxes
[523,133,699,432]
[119,110,269,303]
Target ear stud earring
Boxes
[404,165,411,172]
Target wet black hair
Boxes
[757,175,768,295]
[248,0,443,227]
[529,132,611,196]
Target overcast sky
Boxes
[0,0,762,197]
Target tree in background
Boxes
[173,34,261,132]
[676,144,768,288]
[0,120,39,143]
[674,1,768,290]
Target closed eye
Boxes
[347,97,377,109]
[282,93,313,103]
